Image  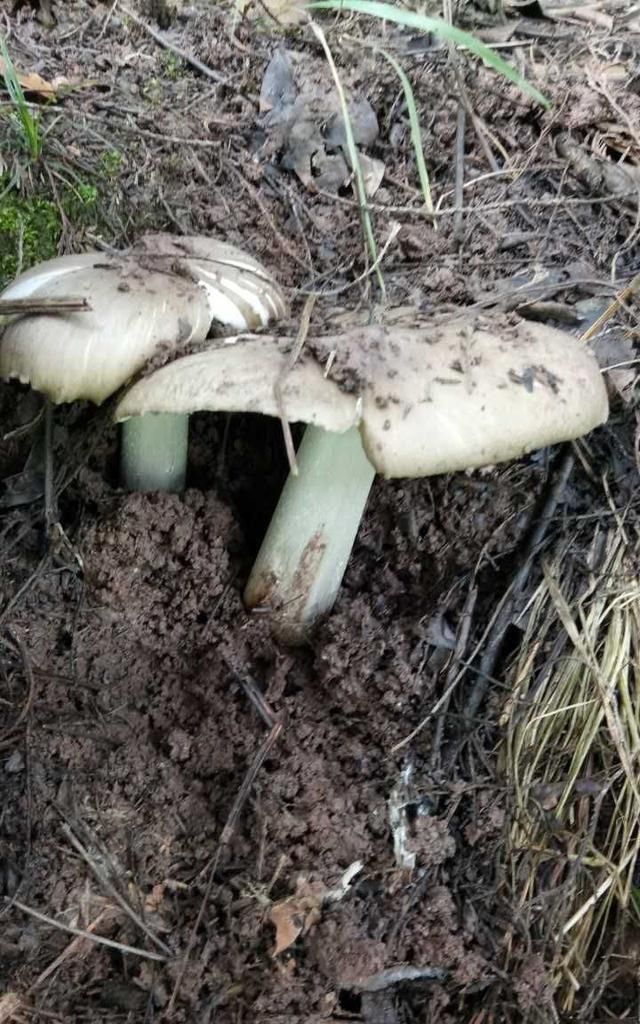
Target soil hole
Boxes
[338,989,362,1014]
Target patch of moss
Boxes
[100,149,124,179]
[0,178,99,289]
[160,50,184,80]
[142,77,165,106]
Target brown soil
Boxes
[1,1,639,1022]
[2,422,549,1021]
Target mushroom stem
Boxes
[120,413,189,493]
[244,424,376,642]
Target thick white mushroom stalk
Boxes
[115,319,609,643]
[243,424,376,637]
[120,413,191,493]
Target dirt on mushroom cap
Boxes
[0,251,212,404]
[356,316,608,477]
[116,314,608,477]
[115,333,359,431]
[0,236,287,406]
[132,233,289,329]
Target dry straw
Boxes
[500,518,640,1011]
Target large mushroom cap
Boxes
[357,318,609,477]
[115,315,608,476]
[0,252,104,297]
[0,251,212,404]
[133,234,288,329]
[0,236,287,405]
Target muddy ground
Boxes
[1,0,639,1021]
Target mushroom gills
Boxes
[120,235,286,492]
[244,424,376,640]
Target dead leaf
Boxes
[592,124,640,166]
[267,866,362,956]
[270,901,307,955]
[260,49,296,115]
[0,992,23,1024]
[358,154,386,198]
[0,58,57,100]
[269,876,325,955]
[312,150,350,193]
[593,62,629,82]
[591,330,638,404]
[324,99,379,150]
[556,134,640,207]
[237,0,307,26]
[144,882,167,914]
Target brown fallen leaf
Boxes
[592,330,638,404]
[0,57,57,100]
[556,133,640,208]
[236,0,307,25]
[270,902,307,955]
[268,864,363,956]
[269,876,325,956]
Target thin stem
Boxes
[7,898,166,961]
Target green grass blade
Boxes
[310,20,386,298]
[0,36,42,160]
[377,46,433,214]
[309,0,550,109]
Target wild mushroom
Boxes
[0,235,286,492]
[114,314,609,641]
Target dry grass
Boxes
[500,517,640,1014]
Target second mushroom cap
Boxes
[114,314,608,476]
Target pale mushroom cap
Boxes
[0,252,103,298]
[116,335,357,432]
[0,237,287,405]
[133,234,288,330]
[0,253,212,404]
[359,319,609,477]
[115,316,609,476]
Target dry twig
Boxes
[59,821,172,956]
[0,634,36,749]
[0,298,89,316]
[6,898,166,962]
[119,5,242,92]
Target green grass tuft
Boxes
[0,36,44,161]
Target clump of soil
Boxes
[0,407,549,1021]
